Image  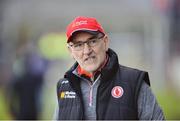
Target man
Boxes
[54,16,165,120]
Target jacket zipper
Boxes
[89,86,93,106]
[96,84,100,120]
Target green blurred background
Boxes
[0,0,180,120]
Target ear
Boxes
[103,35,109,51]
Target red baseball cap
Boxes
[66,16,105,43]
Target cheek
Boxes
[95,50,106,62]
[72,52,83,62]
[96,44,106,55]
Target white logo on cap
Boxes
[111,86,124,98]
[73,20,87,27]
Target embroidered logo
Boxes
[72,20,87,27]
[111,86,124,98]
[61,80,69,84]
[60,91,76,99]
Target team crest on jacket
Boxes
[111,86,124,98]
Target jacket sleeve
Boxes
[137,81,165,120]
[52,104,59,120]
[53,81,60,120]
[53,79,63,120]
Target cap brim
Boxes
[68,30,100,43]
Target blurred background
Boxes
[0,0,180,120]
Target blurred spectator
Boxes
[7,51,47,120]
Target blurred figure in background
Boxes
[7,50,47,120]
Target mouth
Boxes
[84,56,96,62]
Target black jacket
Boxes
[56,48,150,120]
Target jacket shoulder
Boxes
[57,78,69,88]
[119,65,143,73]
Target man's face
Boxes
[68,32,109,73]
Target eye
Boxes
[89,39,97,44]
[74,43,83,48]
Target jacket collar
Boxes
[100,48,119,83]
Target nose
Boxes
[83,43,92,55]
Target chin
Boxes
[84,65,99,73]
